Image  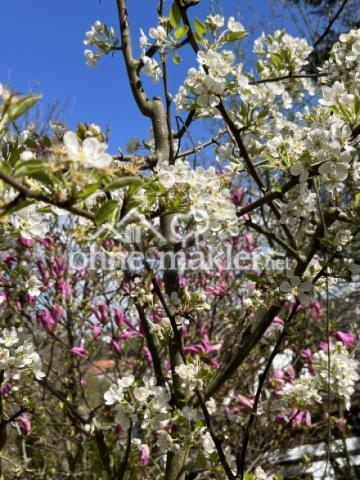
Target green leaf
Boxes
[28,171,55,186]
[353,94,360,115]
[194,18,207,37]
[169,2,181,29]
[174,25,189,40]
[7,94,42,122]
[14,160,47,176]
[104,177,143,191]
[173,54,182,64]
[194,31,204,43]
[78,182,102,199]
[270,53,282,69]
[95,200,119,226]
[225,31,247,42]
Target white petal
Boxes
[63,131,80,160]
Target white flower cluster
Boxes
[157,160,238,236]
[175,49,235,111]
[282,371,322,408]
[0,327,45,382]
[320,28,360,93]
[175,362,200,390]
[84,20,118,66]
[254,30,312,76]
[138,24,169,84]
[312,342,359,410]
[283,342,359,410]
[104,375,175,450]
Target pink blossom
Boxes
[335,417,346,432]
[310,300,322,320]
[49,257,65,277]
[17,413,31,435]
[290,409,311,427]
[301,348,313,363]
[333,331,354,347]
[93,303,109,324]
[17,237,34,248]
[231,187,244,206]
[3,254,17,266]
[36,260,49,281]
[235,394,253,409]
[57,280,72,301]
[319,342,329,352]
[37,309,56,332]
[93,325,102,339]
[0,383,12,397]
[140,444,151,467]
[111,340,121,354]
[70,344,87,358]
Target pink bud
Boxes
[17,413,31,436]
[51,305,64,323]
[301,348,313,363]
[49,257,65,277]
[0,383,12,397]
[231,187,244,206]
[37,309,56,332]
[140,444,151,467]
[17,237,34,248]
[57,280,72,301]
[94,303,109,324]
[70,344,87,358]
[111,340,121,354]
[93,325,102,339]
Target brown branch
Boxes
[237,301,300,479]
[197,389,236,480]
[0,168,95,221]
[116,0,153,117]
[313,0,350,49]
[136,305,165,386]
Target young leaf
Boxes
[7,95,42,122]
[104,177,143,191]
[169,2,181,29]
[270,53,282,69]
[174,25,189,40]
[173,54,182,64]
[14,160,47,176]
[225,31,247,42]
[194,18,207,37]
[95,200,119,225]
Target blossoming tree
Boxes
[0,0,359,479]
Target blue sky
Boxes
[0,0,300,152]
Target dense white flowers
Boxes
[157,160,238,236]
[0,328,44,382]
[312,342,359,410]
[175,362,200,389]
[63,131,112,169]
[254,30,312,76]
[283,343,359,410]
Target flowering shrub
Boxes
[0,1,359,479]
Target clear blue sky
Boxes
[0,0,300,152]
